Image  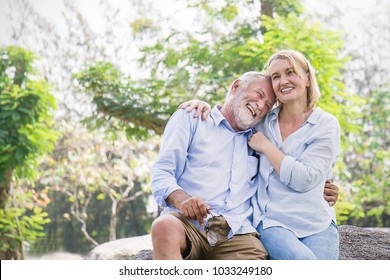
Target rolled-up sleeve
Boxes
[279,155,296,186]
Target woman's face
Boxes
[268,58,310,106]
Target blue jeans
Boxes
[257,221,339,260]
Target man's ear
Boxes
[230,79,240,95]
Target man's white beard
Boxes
[231,94,258,130]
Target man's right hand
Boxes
[179,196,211,226]
[167,190,211,226]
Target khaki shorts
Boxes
[170,213,268,260]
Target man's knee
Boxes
[152,215,181,237]
[151,214,188,259]
[151,214,187,246]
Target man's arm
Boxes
[167,190,211,227]
[152,109,211,226]
[324,180,339,206]
[151,110,193,208]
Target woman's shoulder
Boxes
[314,107,339,124]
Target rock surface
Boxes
[86,225,390,260]
[86,234,153,260]
[338,225,390,260]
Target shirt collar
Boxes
[269,106,321,125]
[210,105,225,126]
[307,107,321,124]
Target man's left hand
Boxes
[324,180,339,206]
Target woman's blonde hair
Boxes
[264,50,320,111]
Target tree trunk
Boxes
[80,221,99,247]
[109,199,118,241]
[0,169,13,209]
[260,0,273,18]
[0,168,23,260]
[69,194,99,247]
[0,250,20,260]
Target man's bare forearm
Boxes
[166,189,191,209]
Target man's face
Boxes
[230,78,275,131]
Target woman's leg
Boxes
[257,223,316,260]
[301,221,339,260]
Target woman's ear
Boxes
[306,73,310,87]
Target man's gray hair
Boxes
[237,71,270,91]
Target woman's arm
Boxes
[248,131,285,174]
[250,115,340,193]
[249,132,340,204]
[178,100,212,120]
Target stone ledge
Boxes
[86,234,152,260]
[86,225,390,260]
[338,225,390,260]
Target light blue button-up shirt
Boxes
[152,106,260,238]
[252,107,340,237]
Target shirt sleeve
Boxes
[151,109,194,207]
[279,115,341,192]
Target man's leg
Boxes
[257,223,316,260]
[151,214,188,259]
[210,233,268,260]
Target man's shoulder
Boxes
[168,108,199,124]
[165,108,210,136]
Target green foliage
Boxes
[137,5,361,144]
[0,46,59,181]
[74,62,169,139]
[336,84,390,226]
[193,0,239,21]
[0,193,51,257]
[0,45,57,258]
[130,17,157,34]
[268,0,304,16]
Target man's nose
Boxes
[256,99,265,110]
